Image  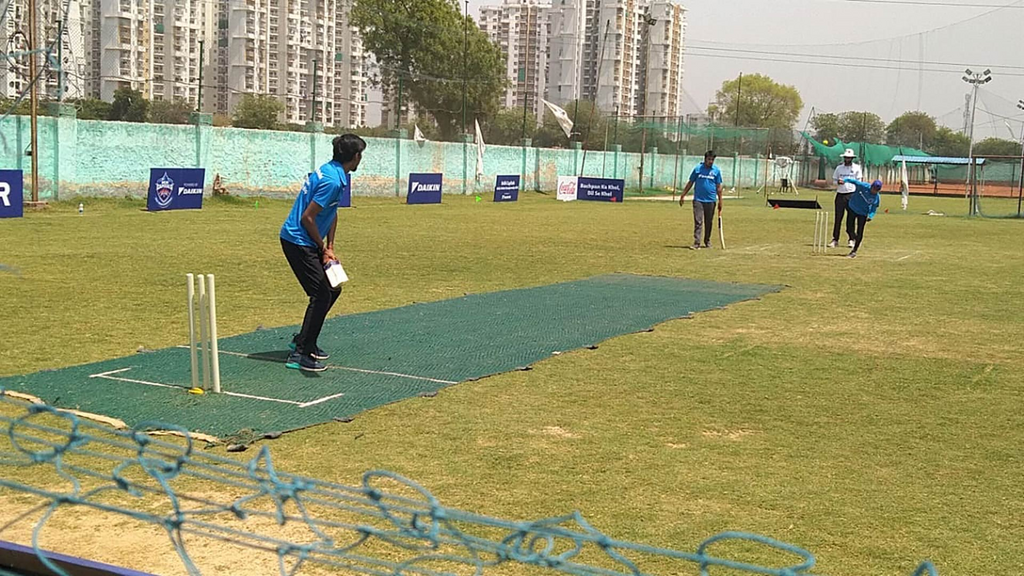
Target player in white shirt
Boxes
[831,149,862,248]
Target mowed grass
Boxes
[1,191,1022,576]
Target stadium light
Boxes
[962,68,993,216]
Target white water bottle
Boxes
[78,202,84,215]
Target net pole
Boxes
[1018,153,1024,217]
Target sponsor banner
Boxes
[556,176,578,202]
[577,177,625,203]
[493,175,520,202]
[407,173,443,204]
[147,168,206,211]
[0,170,23,218]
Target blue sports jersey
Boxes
[280,161,348,247]
[689,164,722,203]
[843,178,881,219]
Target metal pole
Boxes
[1016,100,1024,216]
[966,83,979,215]
[602,120,609,177]
[28,0,39,202]
[394,75,403,197]
[521,4,530,141]
[56,21,63,102]
[311,57,318,122]
[462,0,468,138]
[736,73,742,183]
[672,116,682,199]
[396,75,403,130]
[612,106,619,178]
[735,73,742,126]
[572,99,579,142]
[462,0,468,196]
[637,12,654,193]
[197,39,204,111]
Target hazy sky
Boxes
[461,0,1024,139]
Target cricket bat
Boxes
[718,214,726,250]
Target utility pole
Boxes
[736,72,743,168]
[521,3,531,141]
[28,0,39,203]
[311,57,318,122]
[462,0,468,138]
[56,21,63,102]
[197,39,204,112]
[637,9,656,193]
[734,73,742,126]
[462,0,468,195]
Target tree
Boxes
[74,98,112,120]
[811,112,841,143]
[149,98,193,124]
[974,137,1021,157]
[108,87,149,122]
[713,74,803,130]
[232,94,284,129]
[886,111,937,149]
[0,97,34,116]
[352,0,507,140]
[836,111,885,144]
[483,107,536,146]
[930,126,971,157]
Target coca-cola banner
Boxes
[557,176,578,202]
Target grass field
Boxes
[1,191,1022,576]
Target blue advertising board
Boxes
[0,170,23,218]
[147,168,206,212]
[577,177,625,203]
[493,175,520,202]
[407,173,443,204]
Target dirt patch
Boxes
[530,426,580,439]
[701,428,755,441]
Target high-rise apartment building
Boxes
[0,0,368,127]
[479,0,550,123]
[210,0,368,126]
[546,0,685,120]
[0,0,87,100]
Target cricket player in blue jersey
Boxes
[280,134,366,371]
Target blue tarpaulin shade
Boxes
[892,155,985,166]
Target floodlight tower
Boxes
[962,68,992,215]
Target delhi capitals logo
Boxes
[155,172,175,208]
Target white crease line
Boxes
[89,369,178,390]
[298,392,346,408]
[221,391,302,406]
[179,345,458,385]
[896,252,920,261]
[90,367,303,407]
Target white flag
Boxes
[900,158,909,211]
[542,99,574,139]
[414,125,426,144]
[475,119,486,179]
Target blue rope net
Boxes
[0,389,938,576]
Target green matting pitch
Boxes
[0,275,781,440]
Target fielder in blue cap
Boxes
[841,177,882,258]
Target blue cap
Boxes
[872,179,883,188]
